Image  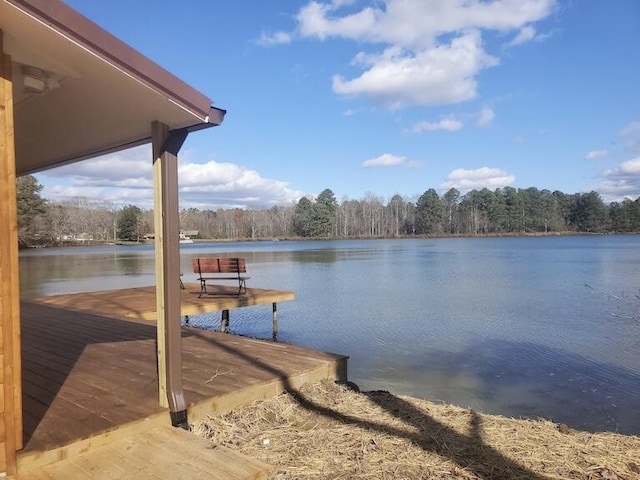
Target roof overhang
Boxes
[1,0,225,175]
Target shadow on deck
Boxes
[17,297,347,478]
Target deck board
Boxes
[15,425,272,480]
[33,284,295,321]
[18,297,347,477]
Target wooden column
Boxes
[152,121,188,427]
[0,31,21,475]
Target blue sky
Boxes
[38,0,640,209]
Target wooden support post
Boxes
[152,121,188,427]
[221,309,230,334]
[272,302,278,340]
[0,31,21,475]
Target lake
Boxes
[19,235,640,435]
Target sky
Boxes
[37,0,640,210]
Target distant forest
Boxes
[16,175,640,246]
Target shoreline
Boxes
[195,379,640,480]
[19,230,639,249]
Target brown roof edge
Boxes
[26,106,227,171]
[206,106,226,126]
[7,0,220,123]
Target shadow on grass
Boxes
[190,329,546,479]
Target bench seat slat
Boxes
[199,276,251,281]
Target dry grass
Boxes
[193,380,640,480]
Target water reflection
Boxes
[360,339,640,434]
[116,253,143,274]
[19,247,156,298]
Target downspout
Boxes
[152,121,189,429]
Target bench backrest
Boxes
[192,257,246,275]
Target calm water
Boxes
[19,236,640,434]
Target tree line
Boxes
[15,175,640,247]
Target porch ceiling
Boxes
[1,0,225,175]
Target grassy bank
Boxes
[194,380,640,480]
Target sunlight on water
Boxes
[19,236,640,434]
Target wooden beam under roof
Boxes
[0,29,22,476]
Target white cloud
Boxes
[442,167,515,191]
[296,0,555,47]
[590,157,640,202]
[585,122,640,202]
[581,120,640,201]
[508,25,536,46]
[39,146,304,209]
[476,107,495,127]
[604,157,640,177]
[43,185,111,202]
[332,33,498,108]
[178,161,302,208]
[278,0,556,108]
[362,153,419,168]
[44,147,152,186]
[619,120,640,137]
[619,120,640,154]
[585,150,608,160]
[411,118,463,133]
[296,1,377,41]
[257,31,292,46]
[593,180,639,203]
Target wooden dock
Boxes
[16,288,347,478]
[33,283,295,321]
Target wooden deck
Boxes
[17,292,347,478]
[33,283,295,321]
[15,424,272,480]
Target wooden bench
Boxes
[192,257,250,298]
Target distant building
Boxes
[143,230,198,240]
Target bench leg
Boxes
[237,278,247,296]
[221,309,230,334]
[198,280,206,298]
[272,302,278,340]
